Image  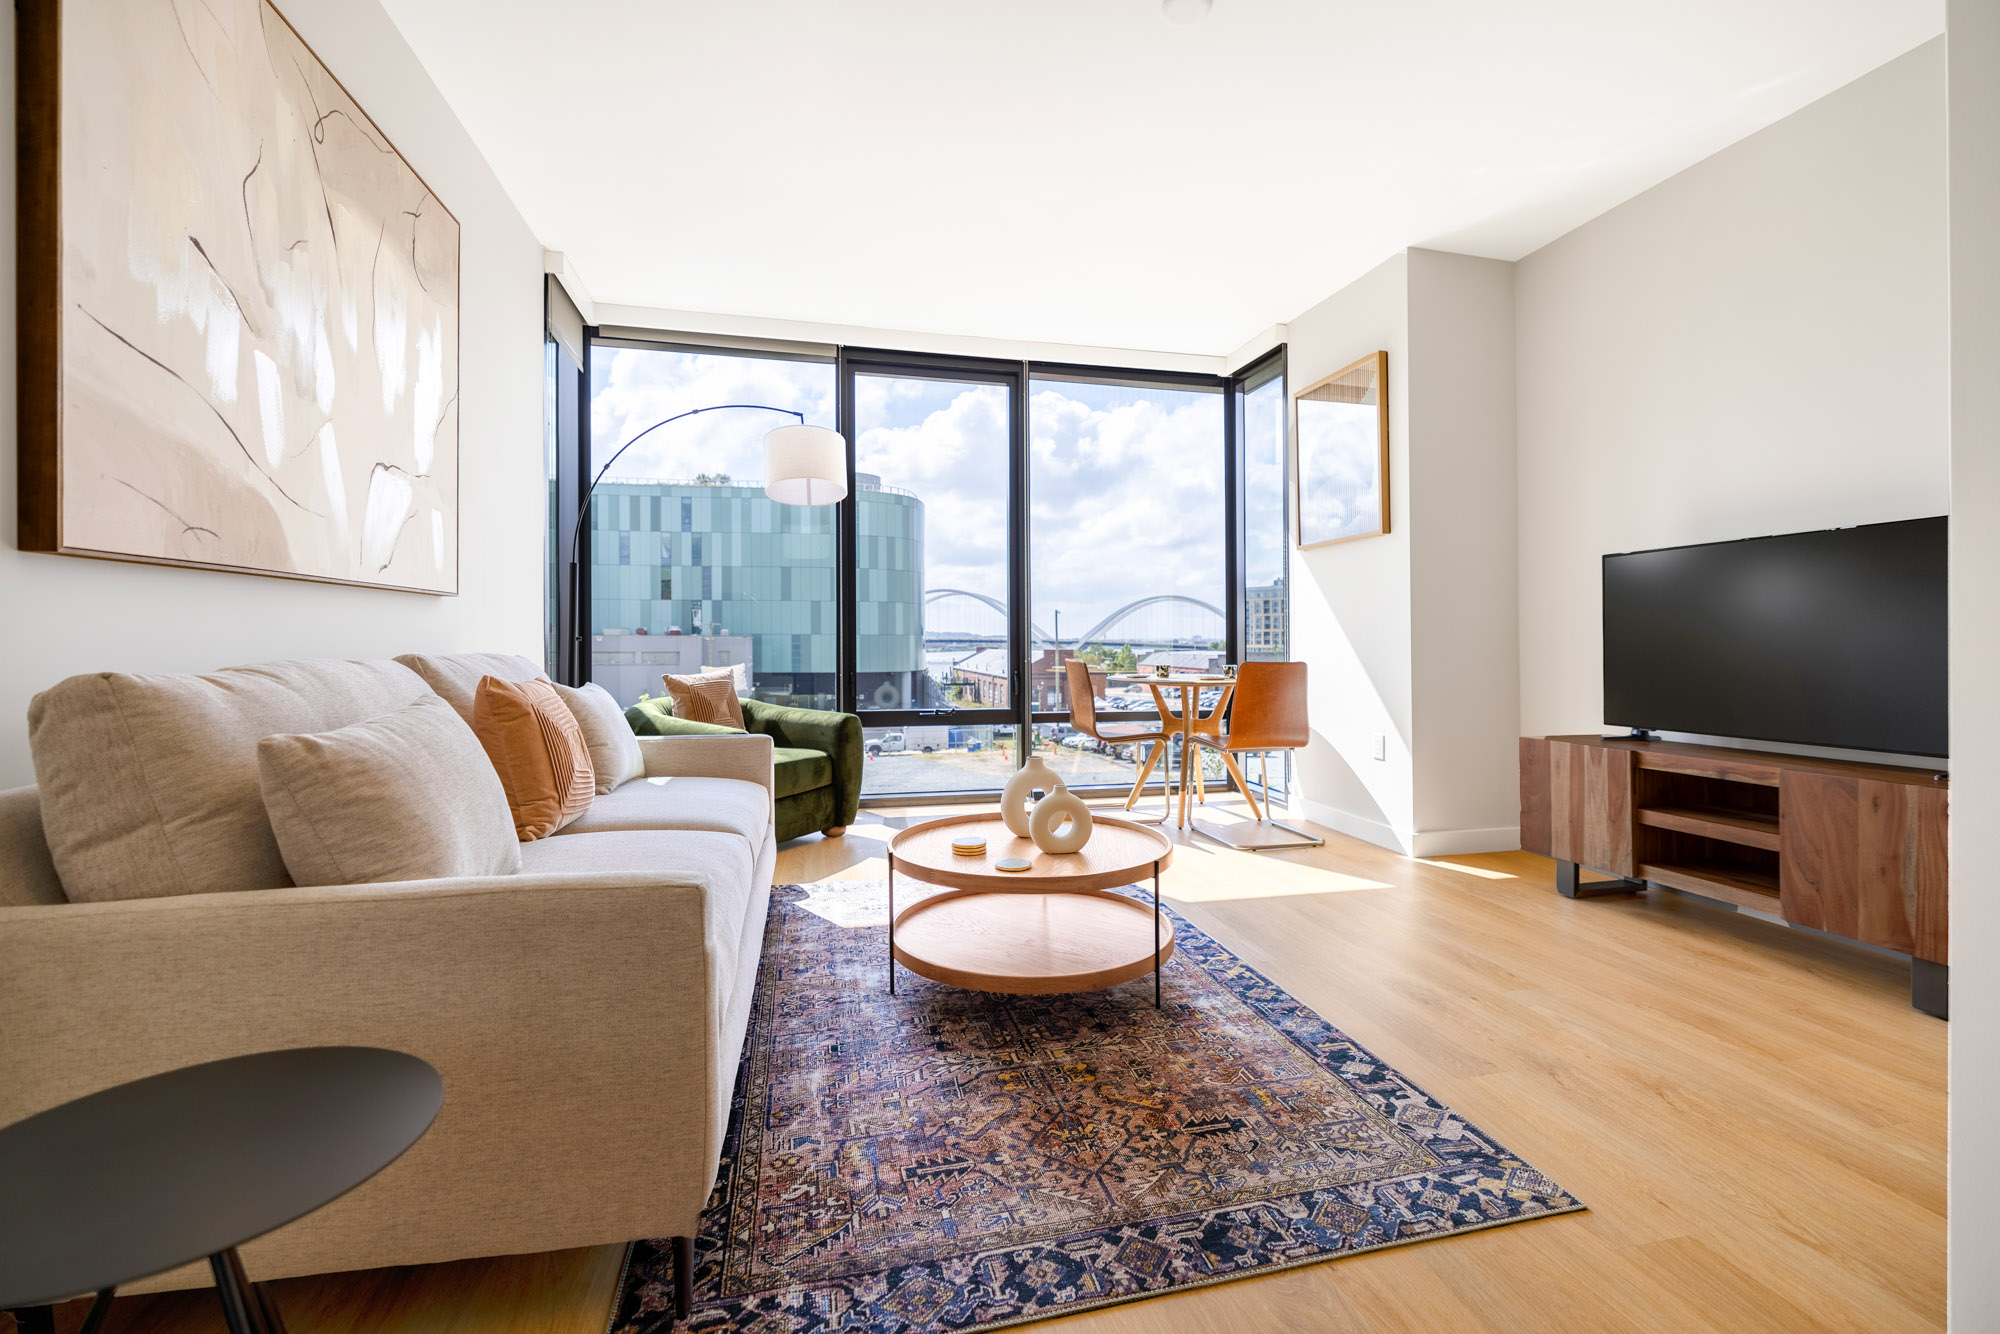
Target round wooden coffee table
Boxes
[886,813,1176,1006]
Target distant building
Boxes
[1140,649,1227,675]
[589,633,753,710]
[1245,578,1288,658]
[955,648,1105,711]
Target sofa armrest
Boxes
[738,700,863,826]
[0,869,731,1285]
[636,732,774,801]
[624,698,744,738]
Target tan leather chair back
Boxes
[1227,662,1309,751]
[1065,658,1102,738]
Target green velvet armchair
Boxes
[624,697,863,842]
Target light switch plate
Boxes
[1372,734,1387,761]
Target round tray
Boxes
[891,887,1175,995]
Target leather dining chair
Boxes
[1190,661,1324,850]
[1065,658,1175,818]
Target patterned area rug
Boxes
[611,879,1582,1333]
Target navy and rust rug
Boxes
[611,880,1582,1333]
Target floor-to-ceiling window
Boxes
[1028,371,1227,790]
[845,354,1022,797]
[1234,347,1291,805]
[585,340,839,708]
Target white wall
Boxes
[0,0,548,789]
[1407,251,1519,850]
[1284,249,1519,855]
[1515,39,1950,740]
[1947,1,2000,1325]
[1286,254,1416,849]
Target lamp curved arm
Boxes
[568,403,804,569]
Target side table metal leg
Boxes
[78,1290,117,1334]
[211,1248,284,1334]
[887,858,896,996]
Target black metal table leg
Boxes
[888,857,897,995]
[210,1247,285,1334]
[77,1290,116,1334]
[1153,859,1162,1008]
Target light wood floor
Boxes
[28,798,1945,1334]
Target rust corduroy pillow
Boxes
[662,672,746,729]
[470,675,595,840]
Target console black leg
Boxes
[1912,959,1949,1019]
[673,1235,694,1320]
[1555,860,1645,899]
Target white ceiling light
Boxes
[1161,0,1212,23]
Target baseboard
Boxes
[1296,800,1413,855]
[1411,825,1521,857]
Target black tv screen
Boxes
[1602,517,1948,757]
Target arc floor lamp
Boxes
[566,405,847,669]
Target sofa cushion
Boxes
[472,677,596,841]
[553,681,646,794]
[662,673,744,729]
[395,652,545,725]
[28,659,432,902]
[554,776,769,846]
[773,747,833,801]
[258,695,522,886]
[517,828,759,1026]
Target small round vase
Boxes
[1030,781,1093,854]
[1001,754,1058,837]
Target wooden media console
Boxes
[1520,735,1948,1017]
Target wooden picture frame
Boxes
[1292,351,1389,549]
[16,0,461,593]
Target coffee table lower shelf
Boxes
[891,888,1176,996]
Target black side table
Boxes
[0,1047,442,1334]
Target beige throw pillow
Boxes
[258,694,522,886]
[554,681,646,793]
[663,673,745,729]
[28,658,432,901]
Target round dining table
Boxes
[1107,672,1236,828]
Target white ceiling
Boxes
[380,0,1942,356]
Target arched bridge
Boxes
[924,589,1225,648]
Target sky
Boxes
[589,345,1280,642]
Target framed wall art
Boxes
[17,0,461,593]
[1293,351,1388,549]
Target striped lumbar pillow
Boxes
[470,675,596,840]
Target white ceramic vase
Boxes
[1030,780,1093,854]
[1001,754,1058,837]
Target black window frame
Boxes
[551,331,1286,800]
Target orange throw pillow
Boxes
[663,672,745,729]
[470,676,595,840]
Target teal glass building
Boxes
[588,474,927,710]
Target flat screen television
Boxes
[1602,517,1948,757]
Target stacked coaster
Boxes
[951,835,987,857]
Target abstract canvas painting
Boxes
[1293,351,1388,548]
[17,0,460,593]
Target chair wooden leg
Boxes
[1126,741,1163,809]
[1217,750,1262,821]
[1192,747,1207,806]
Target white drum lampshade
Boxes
[763,424,848,505]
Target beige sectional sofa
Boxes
[0,652,775,1292]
